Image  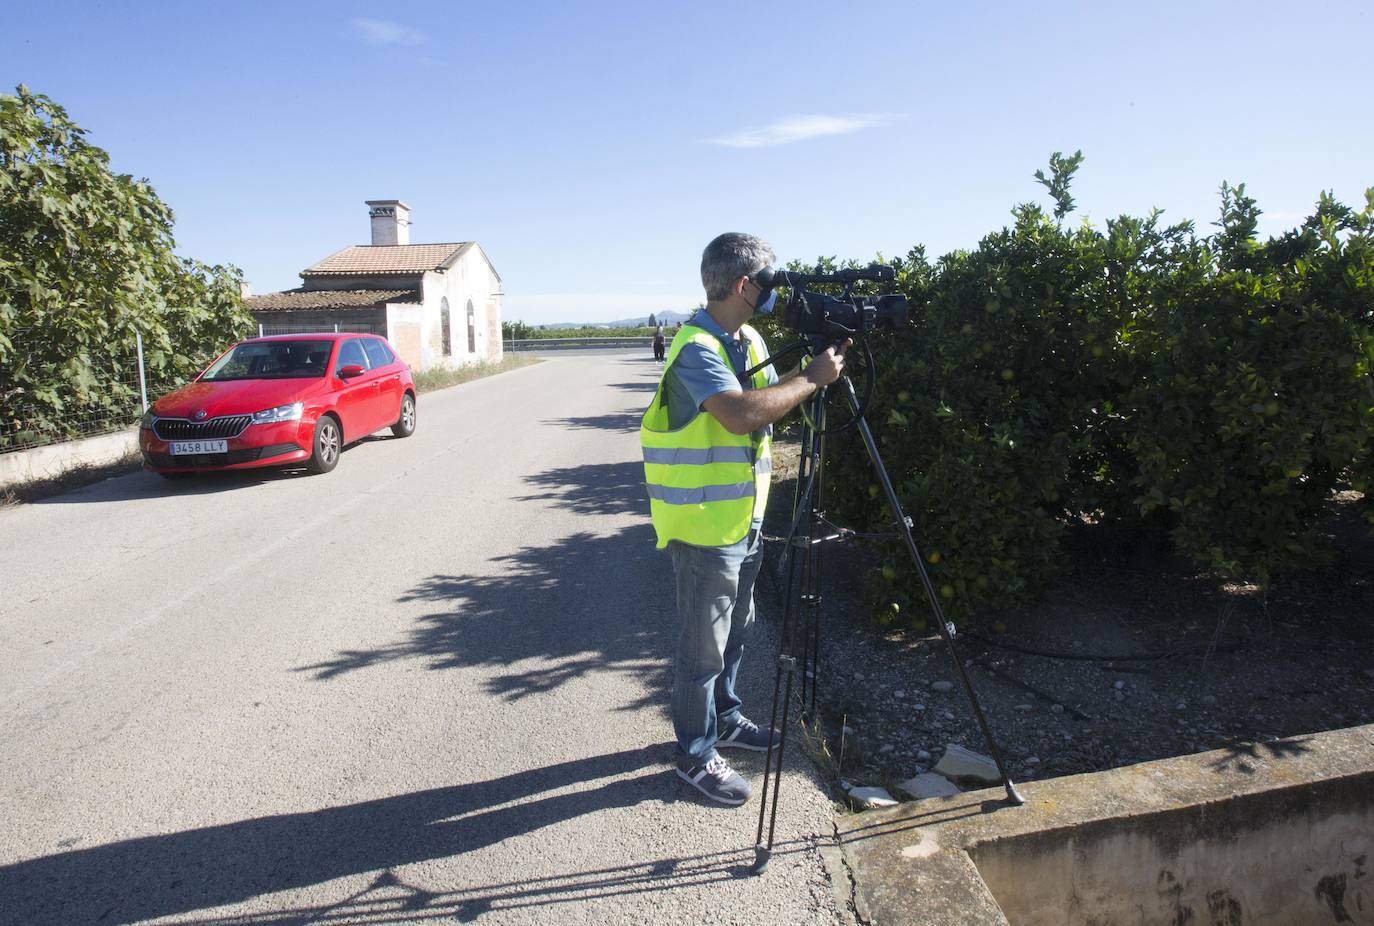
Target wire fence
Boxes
[1,333,152,454]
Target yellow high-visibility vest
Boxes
[641,323,773,549]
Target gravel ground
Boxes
[761,434,1374,798]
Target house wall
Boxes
[300,274,423,292]
[385,303,426,371]
[250,309,387,335]
[418,247,502,370]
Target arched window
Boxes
[440,298,452,357]
[466,299,476,354]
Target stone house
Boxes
[245,200,502,371]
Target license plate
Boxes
[170,440,228,455]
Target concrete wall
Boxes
[0,428,139,488]
[973,776,1374,925]
[837,723,1374,926]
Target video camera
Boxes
[758,264,909,340]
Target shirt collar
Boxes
[690,309,746,351]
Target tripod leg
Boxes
[753,654,797,875]
[754,653,787,846]
[841,379,1025,806]
[798,392,827,716]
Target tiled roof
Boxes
[245,289,420,313]
[301,243,471,276]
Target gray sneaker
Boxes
[677,755,751,805]
[717,715,777,752]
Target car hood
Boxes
[152,379,323,418]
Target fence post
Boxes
[258,323,264,338]
[135,332,149,413]
[334,323,340,333]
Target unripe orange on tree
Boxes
[1285,465,1303,479]
[940,584,955,600]
[882,565,897,581]
[1264,401,1280,417]
[868,484,880,498]
[927,551,941,564]
[1091,345,1104,358]
[897,390,911,403]
[1001,369,1014,381]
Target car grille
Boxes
[144,443,302,469]
[153,415,252,441]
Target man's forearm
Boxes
[707,377,818,435]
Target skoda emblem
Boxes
[194,410,207,420]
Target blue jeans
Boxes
[668,528,764,765]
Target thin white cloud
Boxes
[350,17,426,46]
[708,113,899,148]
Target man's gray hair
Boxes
[701,233,775,302]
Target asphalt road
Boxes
[0,352,850,926]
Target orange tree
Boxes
[788,156,1373,626]
[1123,185,1374,580]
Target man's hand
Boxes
[702,338,856,436]
[803,339,852,388]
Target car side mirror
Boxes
[338,364,365,379]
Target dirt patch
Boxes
[760,433,1374,793]
[0,450,143,508]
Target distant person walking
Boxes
[653,324,666,362]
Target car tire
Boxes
[391,392,417,438]
[307,414,342,475]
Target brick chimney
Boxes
[366,200,411,246]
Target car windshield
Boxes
[201,340,333,380]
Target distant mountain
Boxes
[608,309,694,328]
[542,309,696,329]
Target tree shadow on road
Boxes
[516,460,646,516]
[0,747,766,926]
[297,522,670,711]
[543,411,643,432]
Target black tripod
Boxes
[750,350,1024,875]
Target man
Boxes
[641,233,849,805]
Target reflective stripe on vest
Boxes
[647,482,755,504]
[640,323,773,549]
[642,446,754,466]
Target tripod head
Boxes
[743,331,876,437]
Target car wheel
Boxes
[307,414,342,474]
[391,392,416,438]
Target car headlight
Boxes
[250,402,305,424]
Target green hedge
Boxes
[766,157,1373,626]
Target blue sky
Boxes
[5,1,1372,324]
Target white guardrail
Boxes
[506,337,656,350]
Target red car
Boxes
[140,333,417,478]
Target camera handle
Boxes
[751,374,1023,876]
